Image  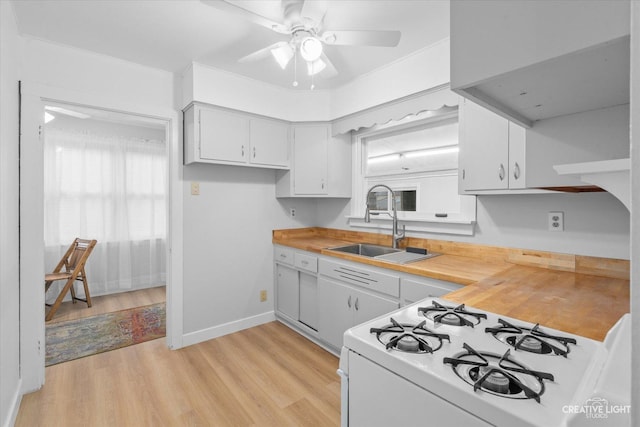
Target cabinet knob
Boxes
[462,169,465,180]
[498,164,505,181]
[241,145,245,157]
[513,162,521,180]
[253,146,256,158]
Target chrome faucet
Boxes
[364,184,405,249]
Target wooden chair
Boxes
[45,238,97,321]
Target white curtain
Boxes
[44,126,166,301]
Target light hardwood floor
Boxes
[17,321,341,427]
[46,286,166,323]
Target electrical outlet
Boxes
[548,211,564,232]
[260,290,267,302]
[290,208,296,217]
[190,182,200,196]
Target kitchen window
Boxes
[350,107,476,235]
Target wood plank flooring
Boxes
[46,286,166,323]
[16,321,341,427]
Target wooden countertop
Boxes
[273,228,630,341]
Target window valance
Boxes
[331,84,459,136]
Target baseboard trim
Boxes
[3,378,22,427]
[181,311,276,347]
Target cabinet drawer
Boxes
[401,277,462,306]
[274,246,294,266]
[319,259,399,298]
[294,252,318,273]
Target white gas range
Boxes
[338,298,630,427]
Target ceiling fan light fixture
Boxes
[271,44,294,69]
[306,58,326,76]
[300,36,323,62]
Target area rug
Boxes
[45,302,166,366]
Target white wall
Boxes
[0,2,23,425]
[630,1,639,420]
[181,164,317,339]
[316,192,630,259]
[183,62,332,121]
[330,39,451,119]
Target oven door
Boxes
[346,350,491,427]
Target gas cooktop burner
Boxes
[485,319,577,357]
[443,343,555,402]
[418,301,487,327]
[370,318,451,353]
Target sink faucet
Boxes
[364,184,405,249]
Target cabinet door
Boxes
[299,272,318,331]
[459,99,509,191]
[276,264,299,320]
[317,277,354,349]
[250,118,289,168]
[507,122,526,189]
[199,107,248,163]
[293,125,328,195]
[352,288,398,327]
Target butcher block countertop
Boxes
[273,228,630,341]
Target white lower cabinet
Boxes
[275,264,299,320]
[299,272,318,330]
[274,247,318,332]
[317,277,398,351]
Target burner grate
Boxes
[370,318,450,353]
[418,301,487,327]
[443,343,554,402]
[485,318,577,357]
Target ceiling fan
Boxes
[201,0,401,88]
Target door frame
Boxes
[19,81,183,393]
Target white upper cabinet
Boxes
[276,124,351,198]
[459,99,630,194]
[249,117,289,168]
[450,0,630,127]
[184,103,289,169]
[293,125,328,195]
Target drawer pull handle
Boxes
[301,260,309,265]
[347,295,352,308]
[498,163,505,181]
[354,298,359,311]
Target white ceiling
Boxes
[11,0,450,90]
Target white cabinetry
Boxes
[459,99,630,193]
[276,124,351,198]
[318,277,398,350]
[317,258,399,350]
[184,103,289,169]
[400,276,463,307]
[275,264,299,320]
[459,98,525,192]
[274,246,318,332]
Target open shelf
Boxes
[554,159,630,210]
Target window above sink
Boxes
[349,101,477,236]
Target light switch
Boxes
[191,182,200,196]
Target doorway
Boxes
[19,84,183,391]
[42,103,168,364]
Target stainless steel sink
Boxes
[328,243,441,264]
[329,243,401,257]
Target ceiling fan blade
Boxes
[300,0,327,25]
[322,30,401,47]
[319,52,338,78]
[200,0,290,34]
[239,41,290,63]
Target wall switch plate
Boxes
[290,208,296,217]
[548,211,564,231]
[260,290,267,302]
[191,182,200,196]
